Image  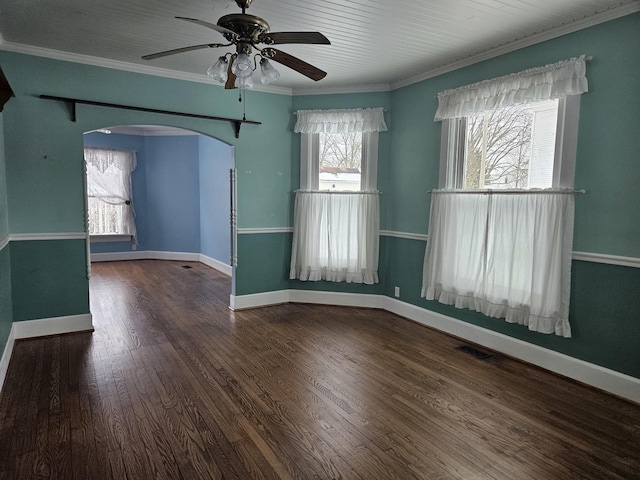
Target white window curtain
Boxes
[434,55,588,121]
[294,107,387,134]
[85,147,137,241]
[291,107,385,284]
[422,190,575,337]
[290,191,379,284]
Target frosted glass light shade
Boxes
[231,53,253,78]
[260,59,280,84]
[206,57,228,83]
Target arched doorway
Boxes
[82,124,235,301]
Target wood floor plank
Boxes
[0,259,639,479]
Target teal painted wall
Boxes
[10,239,88,322]
[0,112,12,353]
[0,246,11,354]
[0,112,8,239]
[384,13,640,378]
[236,232,292,295]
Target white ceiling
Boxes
[0,0,638,94]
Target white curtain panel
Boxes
[85,147,137,239]
[290,191,380,284]
[422,191,575,337]
[294,107,388,134]
[434,55,588,121]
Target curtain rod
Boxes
[429,189,586,195]
[39,95,260,138]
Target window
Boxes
[423,56,588,337]
[318,131,362,191]
[84,147,137,241]
[300,132,379,192]
[440,96,580,191]
[290,108,386,284]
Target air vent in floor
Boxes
[457,344,492,360]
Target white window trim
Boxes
[300,132,379,191]
[438,95,581,190]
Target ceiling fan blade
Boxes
[225,54,237,89]
[142,43,227,60]
[175,16,237,37]
[265,32,330,45]
[269,48,327,81]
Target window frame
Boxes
[438,95,581,190]
[300,131,379,191]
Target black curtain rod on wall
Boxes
[39,94,260,138]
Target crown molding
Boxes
[292,83,391,96]
[391,2,640,90]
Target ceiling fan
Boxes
[142,0,330,89]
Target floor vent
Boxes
[457,345,492,360]
[181,265,193,269]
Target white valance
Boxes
[434,55,588,121]
[294,108,388,134]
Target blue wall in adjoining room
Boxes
[84,130,232,263]
[145,135,201,253]
[199,135,233,264]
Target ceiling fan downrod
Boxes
[235,0,253,14]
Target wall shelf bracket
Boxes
[38,94,260,138]
[0,68,15,112]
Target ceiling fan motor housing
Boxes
[217,13,270,43]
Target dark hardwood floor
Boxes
[0,260,639,479]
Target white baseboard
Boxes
[12,313,94,339]
[289,290,385,309]
[230,290,640,404]
[199,254,232,277]
[91,250,231,276]
[0,326,16,395]
[230,290,290,310]
[0,313,94,395]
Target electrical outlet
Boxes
[394,286,400,297]
[132,244,137,251]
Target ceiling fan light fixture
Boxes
[142,0,331,89]
[259,58,280,84]
[231,52,253,78]
[207,56,228,83]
